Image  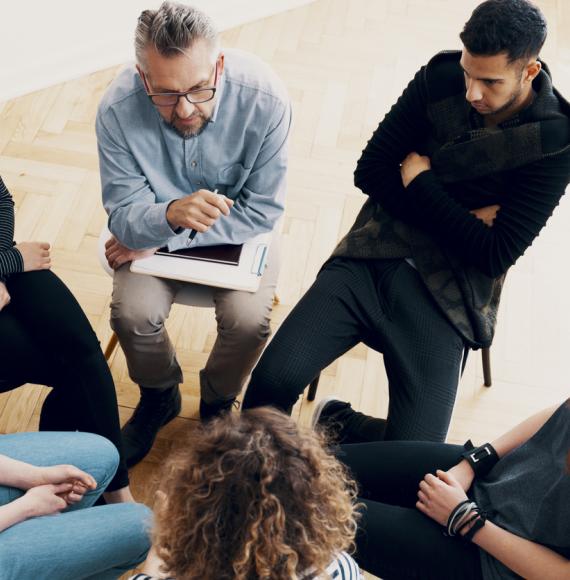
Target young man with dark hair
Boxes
[242,0,570,444]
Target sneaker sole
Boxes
[310,395,342,430]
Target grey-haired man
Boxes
[96,1,291,466]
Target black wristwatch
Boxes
[461,440,499,478]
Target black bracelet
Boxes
[457,512,480,536]
[445,500,472,536]
[463,514,487,542]
[461,440,499,478]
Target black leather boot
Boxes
[121,385,182,467]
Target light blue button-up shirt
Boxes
[96,49,291,251]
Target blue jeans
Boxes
[0,432,152,580]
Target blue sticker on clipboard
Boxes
[251,245,268,276]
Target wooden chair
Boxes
[306,347,492,402]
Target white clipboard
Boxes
[130,231,271,293]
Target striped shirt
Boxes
[0,177,24,282]
[128,551,363,580]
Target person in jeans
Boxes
[96,1,291,467]
[129,408,362,580]
[0,431,151,579]
[243,0,570,443]
[0,175,132,502]
[336,398,570,579]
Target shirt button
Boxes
[191,160,197,168]
[197,181,202,186]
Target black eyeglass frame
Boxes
[144,60,219,107]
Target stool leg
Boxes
[482,347,492,387]
[307,374,320,402]
[104,332,119,361]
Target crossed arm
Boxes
[416,404,570,580]
[355,67,568,278]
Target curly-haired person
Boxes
[129,407,363,580]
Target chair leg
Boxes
[307,374,320,402]
[482,347,492,387]
[104,332,119,361]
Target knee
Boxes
[217,301,272,343]
[111,299,166,337]
[244,353,301,412]
[73,433,120,489]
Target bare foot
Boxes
[103,485,136,504]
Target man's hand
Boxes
[105,237,158,270]
[0,282,10,311]
[400,152,431,188]
[470,204,501,227]
[166,189,234,232]
[416,469,468,526]
[15,242,51,272]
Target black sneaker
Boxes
[311,396,387,444]
[199,397,239,422]
[121,385,182,468]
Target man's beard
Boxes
[479,85,523,118]
[168,111,211,139]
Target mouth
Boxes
[470,102,488,112]
[177,115,202,126]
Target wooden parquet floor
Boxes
[1,1,569,577]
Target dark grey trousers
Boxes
[243,258,466,442]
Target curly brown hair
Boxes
[153,407,360,579]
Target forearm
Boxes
[404,151,568,278]
[190,193,282,247]
[0,178,24,279]
[471,521,569,579]
[0,177,16,252]
[107,201,181,250]
[0,455,41,489]
[0,497,33,532]
[490,404,558,459]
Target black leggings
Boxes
[339,440,483,579]
[0,270,127,491]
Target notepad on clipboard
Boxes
[130,231,271,293]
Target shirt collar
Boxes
[210,73,226,124]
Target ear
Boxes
[216,52,225,80]
[137,65,151,92]
[524,60,541,83]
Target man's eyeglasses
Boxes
[146,61,219,107]
[148,86,217,107]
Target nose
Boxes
[465,79,483,103]
[175,96,196,119]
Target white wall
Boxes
[0,0,314,102]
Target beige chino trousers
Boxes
[110,245,280,404]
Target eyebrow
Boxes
[150,77,211,94]
[459,64,503,83]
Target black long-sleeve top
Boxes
[354,68,570,278]
[0,177,25,282]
